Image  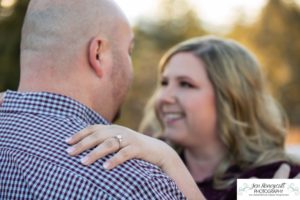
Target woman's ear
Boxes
[88,37,103,78]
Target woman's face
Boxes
[155,52,218,148]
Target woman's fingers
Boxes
[294,173,300,179]
[66,124,142,167]
[81,137,122,165]
[273,163,291,179]
[66,125,104,144]
[103,146,136,170]
[67,131,107,156]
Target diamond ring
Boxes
[113,135,123,150]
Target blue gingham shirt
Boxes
[0,91,186,200]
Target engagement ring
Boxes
[113,135,123,150]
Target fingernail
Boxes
[65,137,72,143]
[103,162,110,169]
[66,147,75,154]
[81,157,90,165]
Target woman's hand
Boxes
[273,163,300,179]
[66,124,205,200]
[66,124,173,169]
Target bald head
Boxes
[21,0,127,65]
[18,0,134,120]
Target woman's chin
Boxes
[164,131,189,146]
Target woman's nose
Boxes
[157,86,177,104]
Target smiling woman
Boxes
[64,35,300,200]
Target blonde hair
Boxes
[139,91,162,138]
[141,36,291,188]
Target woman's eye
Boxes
[180,81,193,88]
[160,80,168,86]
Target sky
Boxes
[0,0,268,31]
[114,0,268,31]
[0,0,16,8]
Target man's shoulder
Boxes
[0,115,185,199]
[0,92,186,199]
[3,146,185,199]
[0,148,112,199]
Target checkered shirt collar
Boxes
[1,90,109,125]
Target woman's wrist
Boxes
[159,142,182,171]
[157,142,206,199]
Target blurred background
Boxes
[0,0,300,152]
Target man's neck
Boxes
[18,77,86,105]
[19,53,116,123]
[18,73,112,122]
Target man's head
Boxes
[19,0,134,122]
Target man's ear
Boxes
[88,37,104,78]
